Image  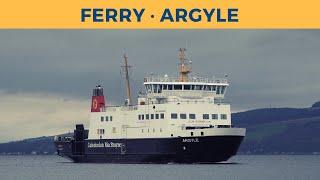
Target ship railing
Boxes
[104,105,138,111]
[164,100,229,104]
[143,76,228,84]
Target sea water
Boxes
[0,155,318,180]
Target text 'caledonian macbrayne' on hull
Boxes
[54,49,246,163]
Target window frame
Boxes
[160,113,165,119]
[203,114,210,120]
[171,113,178,119]
[212,114,218,120]
[221,114,227,120]
[189,114,196,119]
[180,113,187,119]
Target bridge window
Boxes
[203,114,210,120]
[151,114,154,119]
[195,85,202,90]
[146,84,152,93]
[180,113,187,119]
[184,85,191,90]
[146,114,149,120]
[221,114,227,120]
[153,84,157,93]
[160,113,165,119]
[168,85,173,90]
[174,85,182,90]
[212,114,218,120]
[221,86,226,94]
[100,116,104,122]
[204,85,210,91]
[212,85,216,91]
[189,114,196,119]
[216,86,221,94]
[171,113,178,119]
[155,114,159,119]
[163,84,168,90]
[158,84,162,93]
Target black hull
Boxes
[55,136,244,164]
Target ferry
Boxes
[54,48,246,163]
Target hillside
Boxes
[1,102,320,155]
[0,136,55,155]
[233,104,320,154]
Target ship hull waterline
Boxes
[55,135,244,164]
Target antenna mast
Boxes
[122,54,132,106]
[178,48,191,82]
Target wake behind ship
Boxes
[54,49,246,163]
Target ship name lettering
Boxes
[182,138,199,143]
[88,142,105,148]
[105,142,122,148]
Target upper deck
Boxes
[142,75,229,101]
[144,75,228,85]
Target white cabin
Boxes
[88,49,241,140]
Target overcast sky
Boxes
[0,30,319,142]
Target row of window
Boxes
[97,127,117,135]
[141,128,163,133]
[97,129,105,134]
[138,113,165,120]
[145,84,226,95]
[171,113,228,120]
[101,116,113,122]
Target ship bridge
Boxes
[138,48,229,105]
[143,75,229,97]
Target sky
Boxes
[0,30,319,142]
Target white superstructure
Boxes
[88,48,244,140]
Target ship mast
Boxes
[178,48,191,82]
[122,54,132,106]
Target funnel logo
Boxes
[91,96,105,112]
[93,99,98,109]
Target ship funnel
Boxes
[91,85,105,112]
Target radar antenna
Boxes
[121,54,132,106]
[178,48,191,82]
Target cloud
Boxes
[0,90,89,142]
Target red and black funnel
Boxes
[91,85,105,112]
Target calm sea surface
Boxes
[0,155,318,180]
